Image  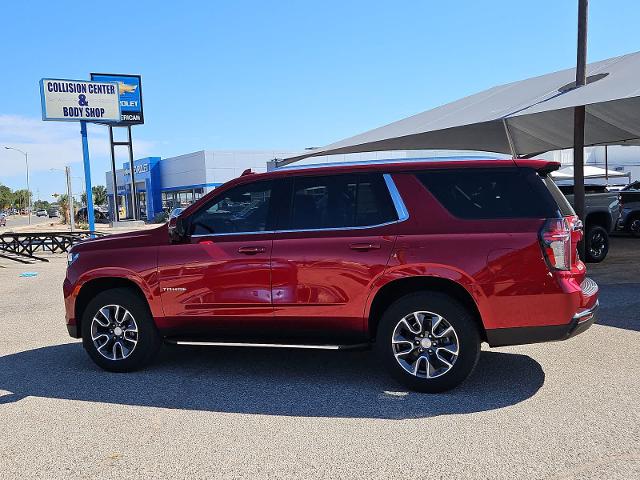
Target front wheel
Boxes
[585,225,609,263]
[81,287,161,372]
[376,292,481,393]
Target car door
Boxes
[271,172,400,339]
[157,179,275,334]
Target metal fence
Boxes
[0,231,103,262]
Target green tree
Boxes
[33,199,51,211]
[13,189,31,210]
[0,185,14,210]
[81,185,108,206]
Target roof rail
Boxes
[274,155,505,171]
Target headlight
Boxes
[67,252,79,266]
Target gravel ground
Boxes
[0,237,638,479]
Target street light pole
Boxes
[3,146,31,225]
[65,166,75,232]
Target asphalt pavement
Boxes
[0,237,638,479]
[0,214,55,230]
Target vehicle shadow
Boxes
[594,283,640,333]
[0,343,544,419]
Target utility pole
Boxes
[574,0,588,258]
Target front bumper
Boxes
[67,323,79,338]
[486,278,599,347]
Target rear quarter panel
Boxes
[383,173,576,330]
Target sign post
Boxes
[40,78,121,235]
[80,121,96,234]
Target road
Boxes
[0,237,638,479]
[0,214,57,230]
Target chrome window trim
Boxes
[192,230,275,238]
[383,173,409,221]
[190,173,409,238]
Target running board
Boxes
[165,339,369,351]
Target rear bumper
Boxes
[486,278,599,347]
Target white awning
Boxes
[551,165,630,180]
[279,51,640,166]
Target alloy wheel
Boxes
[589,231,606,258]
[90,304,139,361]
[391,310,459,379]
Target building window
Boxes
[162,188,206,211]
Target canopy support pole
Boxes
[574,0,588,259]
[502,119,518,158]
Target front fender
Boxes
[70,266,163,320]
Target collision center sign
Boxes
[40,78,121,122]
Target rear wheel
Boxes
[585,225,609,263]
[375,292,481,393]
[81,288,161,372]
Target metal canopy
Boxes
[551,165,630,180]
[279,51,640,166]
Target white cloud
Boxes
[0,114,156,177]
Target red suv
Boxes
[64,159,598,392]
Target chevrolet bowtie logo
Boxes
[118,82,138,94]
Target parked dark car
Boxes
[76,207,110,224]
[64,159,598,393]
[618,188,640,237]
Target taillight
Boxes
[540,217,572,271]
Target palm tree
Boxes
[56,194,70,224]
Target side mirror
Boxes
[168,215,187,243]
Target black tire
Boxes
[81,287,162,372]
[626,214,640,238]
[375,292,481,393]
[584,225,609,263]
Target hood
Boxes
[71,224,169,253]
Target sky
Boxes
[0,0,637,201]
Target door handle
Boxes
[349,242,381,251]
[238,246,267,255]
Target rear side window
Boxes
[416,168,561,219]
[284,173,397,230]
[543,176,575,216]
